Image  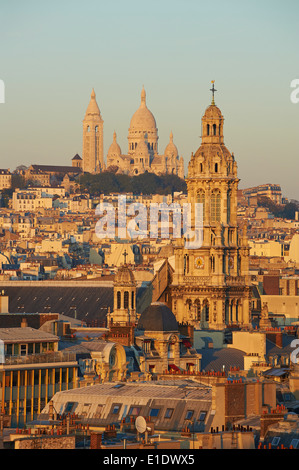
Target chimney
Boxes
[266,330,283,348]
[90,432,102,449]
[21,317,28,328]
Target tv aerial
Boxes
[135,416,151,444]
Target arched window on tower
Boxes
[95,126,98,133]
[215,162,218,173]
[211,190,221,223]
[124,291,129,310]
[197,191,205,223]
[213,124,217,136]
[131,291,135,310]
[117,291,121,310]
[200,162,203,173]
[184,254,190,275]
[219,124,221,136]
[207,124,210,136]
[87,126,90,133]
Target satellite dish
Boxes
[135,416,147,434]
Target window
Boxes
[117,291,121,310]
[112,405,120,414]
[149,408,160,418]
[211,190,221,223]
[128,406,140,416]
[185,410,194,420]
[271,437,280,446]
[124,291,129,310]
[20,344,27,356]
[290,439,299,449]
[165,408,174,419]
[199,411,207,422]
[80,403,91,417]
[94,405,103,419]
[197,191,205,223]
[64,402,76,414]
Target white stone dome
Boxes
[129,87,157,131]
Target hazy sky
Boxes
[0,0,298,199]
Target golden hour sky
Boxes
[0,0,298,199]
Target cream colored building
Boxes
[12,189,53,212]
[84,86,184,178]
[0,169,11,190]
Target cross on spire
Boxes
[210,80,217,105]
[123,249,128,265]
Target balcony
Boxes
[1,351,77,367]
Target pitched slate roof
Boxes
[200,347,245,372]
[0,284,113,324]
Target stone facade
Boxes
[84,86,184,178]
[171,91,251,329]
[82,89,104,173]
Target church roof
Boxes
[164,131,178,157]
[137,302,178,332]
[108,131,121,156]
[84,88,102,118]
[203,104,223,120]
[129,86,157,131]
[114,265,135,285]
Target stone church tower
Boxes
[171,83,251,330]
[82,89,104,173]
[107,260,137,327]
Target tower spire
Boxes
[210,80,217,105]
[141,85,146,106]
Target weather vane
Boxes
[210,80,217,105]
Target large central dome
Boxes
[129,86,157,130]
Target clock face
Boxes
[195,256,204,269]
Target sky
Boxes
[0,0,298,199]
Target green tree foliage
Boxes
[257,196,298,220]
[79,171,186,196]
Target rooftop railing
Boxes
[2,351,77,366]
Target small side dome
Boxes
[114,265,135,285]
[137,302,178,332]
[164,131,178,158]
[108,131,122,157]
[203,104,223,120]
